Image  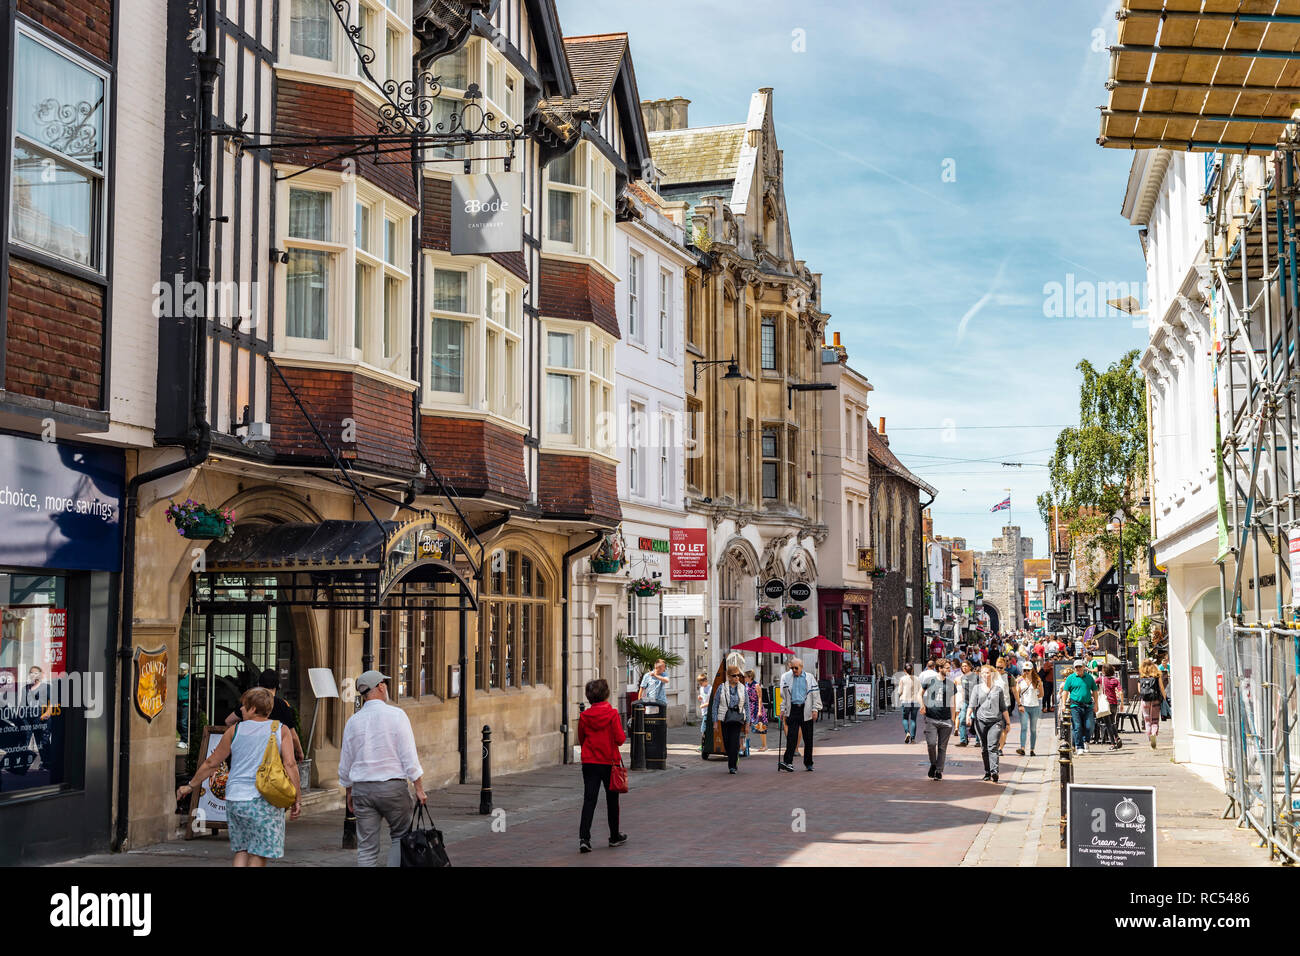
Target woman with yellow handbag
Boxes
[177,687,301,866]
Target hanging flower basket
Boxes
[755,605,781,624]
[591,531,626,574]
[868,566,887,579]
[166,499,235,542]
[782,605,807,620]
[628,577,661,598]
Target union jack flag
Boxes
[991,496,1010,513]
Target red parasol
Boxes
[730,637,794,655]
[793,635,849,654]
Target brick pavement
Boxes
[62,711,1023,867]
[963,709,1278,867]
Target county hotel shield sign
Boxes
[133,646,168,722]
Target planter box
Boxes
[180,512,231,539]
[591,559,621,574]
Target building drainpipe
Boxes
[112,0,218,852]
[562,530,606,764]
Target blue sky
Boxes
[559,0,1147,557]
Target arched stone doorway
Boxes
[983,603,1002,637]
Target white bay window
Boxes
[424,38,522,171]
[542,321,615,455]
[424,258,523,422]
[284,0,410,90]
[278,172,414,378]
[543,142,615,272]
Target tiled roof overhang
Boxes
[1099,0,1300,153]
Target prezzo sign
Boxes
[451,172,523,254]
[669,528,707,580]
[0,433,124,572]
[1066,784,1156,867]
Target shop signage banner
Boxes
[1216,672,1225,717]
[1190,666,1204,696]
[1291,533,1300,607]
[853,682,872,716]
[763,578,786,600]
[638,536,669,553]
[788,582,812,602]
[661,593,705,617]
[451,172,523,254]
[1066,784,1156,867]
[0,434,124,572]
[669,528,707,580]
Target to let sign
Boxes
[669,528,707,581]
[1067,784,1156,867]
[1190,666,1204,696]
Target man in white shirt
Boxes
[338,670,427,866]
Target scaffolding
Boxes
[1100,1,1300,862]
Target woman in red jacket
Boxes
[577,678,628,854]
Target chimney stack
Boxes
[832,331,841,347]
[640,97,691,132]
[878,416,886,435]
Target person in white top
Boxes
[897,664,922,744]
[339,669,427,867]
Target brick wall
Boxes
[270,365,416,473]
[420,415,529,502]
[18,0,112,62]
[537,453,619,523]
[540,258,619,339]
[276,80,416,208]
[5,259,104,408]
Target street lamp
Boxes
[692,356,743,391]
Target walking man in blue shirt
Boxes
[778,659,821,772]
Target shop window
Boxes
[0,572,70,796]
[480,550,550,689]
[9,27,110,273]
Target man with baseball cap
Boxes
[338,670,427,866]
[1060,658,1099,755]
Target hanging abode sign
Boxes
[133,645,168,722]
[451,172,523,254]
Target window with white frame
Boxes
[286,0,411,89]
[659,412,674,503]
[627,250,643,343]
[543,142,615,272]
[424,38,521,169]
[542,322,615,454]
[425,259,523,420]
[628,401,645,496]
[658,269,672,354]
[280,175,412,373]
[285,186,341,347]
[9,26,110,272]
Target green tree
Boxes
[1037,350,1149,582]
[616,635,684,685]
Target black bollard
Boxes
[479,725,493,815]
[630,701,647,770]
[1058,739,1072,849]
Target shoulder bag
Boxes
[609,755,628,794]
[255,720,298,809]
[400,801,451,867]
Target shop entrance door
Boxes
[181,605,299,732]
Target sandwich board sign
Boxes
[1066,784,1156,867]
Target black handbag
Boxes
[400,801,451,867]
